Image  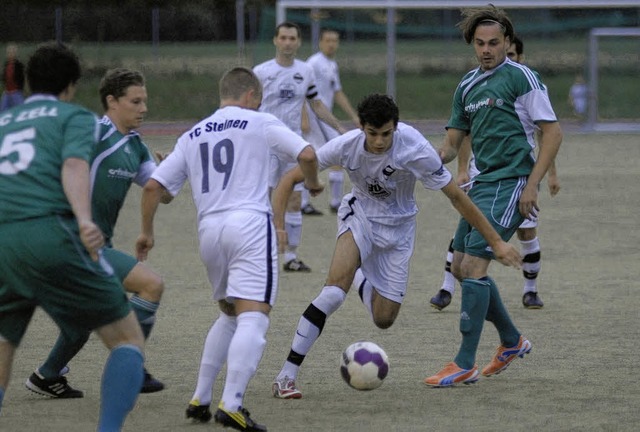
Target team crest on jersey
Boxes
[293,73,304,83]
[366,177,390,199]
[279,84,295,100]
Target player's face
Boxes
[274,27,301,58]
[319,32,339,57]
[473,24,509,71]
[108,85,147,132]
[363,121,395,154]
[506,43,521,63]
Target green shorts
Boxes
[0,215,131,346]
[102,247,138,282]
[452,177,527,260]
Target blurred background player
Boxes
[0,41,144,431]
[136,67,322,431]
[568,73,588,119]
[271,94,521,399]
[1,43,25,111]
[424,6,562,387]
[26,68,167,399]
[253,21,347,273]
[301,28,359,214]
[429,34,560,311]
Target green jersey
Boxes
[0,95,99,223]
[447,59,557,182]
[91,116,156,243]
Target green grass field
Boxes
[5,39,639,121]
[3,130,640,431]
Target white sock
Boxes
[285,211,302,261]
[441,240,456,294]
[191,313,236,405]
[278,286,347,380]
[301,188,310,208]
[220,311,269,412]
[520,237,541,293]
[328,170,344,208]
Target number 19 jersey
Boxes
[151,105,309,223]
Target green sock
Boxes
[454,278,490,369]
[484,276,520,347]
[130,295,159,339]
[39,330,90,378]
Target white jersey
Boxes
[317,122,452,226]
[304,52,343,146]
[152,105,308,224]
[306,52,341,109]
[253,59,318,135]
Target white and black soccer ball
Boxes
[340,341,390,390]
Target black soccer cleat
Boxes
[140,368,165,393]
[25,371,84,399]
[430,289,452,311]
[214,404,267,431]
[186,401,212,423]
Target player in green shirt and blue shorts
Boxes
[25,68,169,398]
[0,42,145,431]
[424,5,563,387]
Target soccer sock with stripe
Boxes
[328,170,344,208]
[284,211,302,262]
[278,286,347,381]
[191,313,236,406]
[520,237,541,294]
[130,294,159,339]
[440,239,456,294]
[220,311,269,412]
[454,278,490,369]
[98,344,144,432]
[354,268,374,317]
[38,330,90,379]
[485,276,520,347]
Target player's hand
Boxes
[276,229,288,254]
[547,174,561,197]
[493,241,522,269]
[305,181,325,197]
[136,233,155,261]
[78,220,105,262]
[518,185,539,221]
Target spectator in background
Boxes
[568,73,588,119]
[1,43,25,111]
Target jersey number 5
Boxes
[0,128,36,175]
[199,138,234,193]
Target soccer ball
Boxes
[340,341,390,390]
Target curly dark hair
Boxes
[457,4,515,44]
[357,94,399,128]
[99,68,145,110]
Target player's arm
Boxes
[136,178,167,261]
[438,128,467,164]
[62,157,104,261]
[440,180,522,269]
[308,98,348,134]
[333,90,359,126]
[301,102,311,135]
[519,121,563,219]
[456,135,472,187]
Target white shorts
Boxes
[198,211,278,306]
[519,217,538,229]
[336,193,415,304]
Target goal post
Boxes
[587,27,640,132]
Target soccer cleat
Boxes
[140,368,165,393]
[272,376,302,399]
[430,289,452,311]
[283,258,311,273]
[481,335,532,377]
[522,292,544,309]
[186,399,212,423]
[214,403,267,431]
[301,203,323,216]
[25,371,84,398]
[424,362,479,387]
